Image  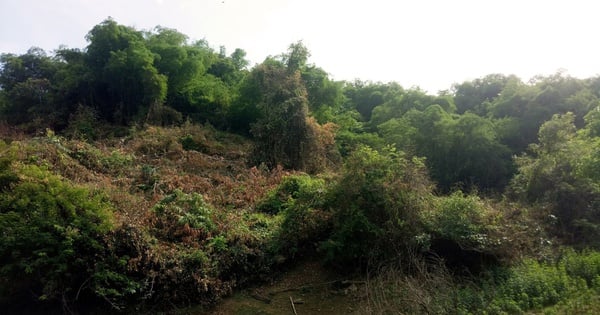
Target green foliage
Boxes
[145,102,183,126]
[448,249,600,314]
[510,112,600,244]
[7,17,600,314]
[85,18,168,124]
[276,205,332,259]
[342,80,403,121]
[64,105,99,141]
[302,66,343,117]
[427,192,492,250]
[583,107,600,138]
[256,174,326,214]
[0,48,68,130]
[562,248,600,287]
[0,158,129,309]
[152,189,215,242]
[0,147,18,192]
[136,164,159,191]
[335,129,384,157]
[256,174,331,258]
[179,133,203,151]
[395,250,586,314]
[283,41,310,73]
[69,142,133,175]
[453,73,517,115]
[496,260,576,311]
[362,248,600,314]
[378,105,514,191]
[322,145,432,268]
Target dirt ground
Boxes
[206,260,367,315]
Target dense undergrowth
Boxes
[1,122,600,314]
[0,125,291,313]
[4,19,600,314]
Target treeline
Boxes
[3,19,600,193]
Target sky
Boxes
[1,0,599,93]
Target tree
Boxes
[342,81,404,122]
[85,18,167,124]
[247,51,339,172]
[283,40,310,73]
[453,74,517,115]
[378,105,514,191]
[510,112,600,244]
[230,48,249,71]
[0,48,65,127]
[249,60,313,170]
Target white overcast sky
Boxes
[1,0,599,93]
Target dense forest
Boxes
[3,18,600,314]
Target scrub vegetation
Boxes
[3,18,600,314]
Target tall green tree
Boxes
[453,74,517,115]
[0,48,61,126]
[85,18,166,124]
[283,40,310,73]
[300,65,344,122]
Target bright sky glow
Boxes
[1,0,599,93]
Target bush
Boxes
[180,134,206,152]
[321,145,432,269]
[151,189,215,243]
[360,248,600,314]
[496,260,576,311]
[256,174,326,214]
[254,174,332,259]
[275,204,332,259]
[428,193,499,247]
[562,248,600,287]
[431,192,488,246]
[453,249,600,314]
[69,142,133,175]
[64,105,99,141]
[0,160,131,310]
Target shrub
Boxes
[136,164,160,192]
[206,211,279,287]
[0,160,130,310]
[428,193,500,247]
[144,102,183,127]
[64,105,99,141]
[452,249,600,314]
[321,145,432,269]
[69,142,133,175]
[180,134,205,152]
[562,248,600,287]
[274,204,332,259]
[0,149,18,192]
[497,260,575,311]
[256,174,326,214]
[151,189,215,243]
[254,174,332,258]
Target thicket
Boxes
[0,143,125,312]
[3,18,600,314]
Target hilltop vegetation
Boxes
[2,18,600,314]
